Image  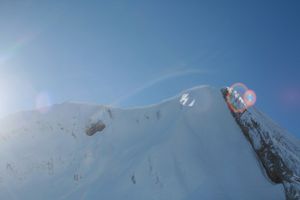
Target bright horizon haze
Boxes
[0,1,299,137]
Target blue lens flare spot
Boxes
[226,83,257,113]
[244,90,256,107]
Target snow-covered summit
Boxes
[0,85,294,199]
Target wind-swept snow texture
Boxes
[0,86,286,199]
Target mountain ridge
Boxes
[222,87,300,199]
[0,85,295,199]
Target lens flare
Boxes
[230,83,248,97]
[0,32,38,66]
[36,92,52,113]
[226,83,257,113]
[244,90,256,107]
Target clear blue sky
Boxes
[0,0,299,137]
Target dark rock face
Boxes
[85,121,106,136]
[221,88,300,200]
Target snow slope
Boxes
[0,86,285,200]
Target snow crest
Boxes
[0,86,285,200]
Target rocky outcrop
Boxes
[85,120,106,136]
[222,88,300,200]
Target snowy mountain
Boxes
[222,87,300,200]
[0,85,297,200]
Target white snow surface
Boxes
[0,86,285,200]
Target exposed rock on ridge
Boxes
[222,88,300,200]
